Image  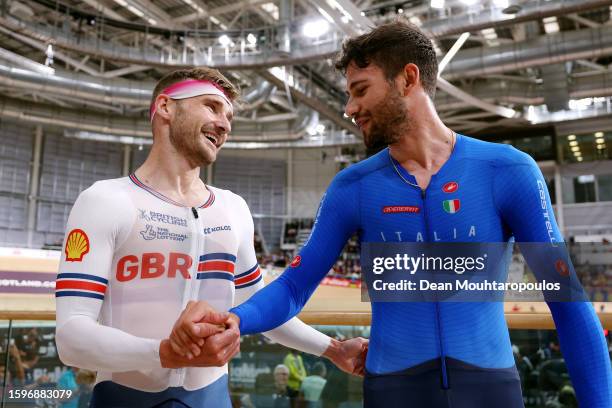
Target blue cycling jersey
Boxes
[232,134,612,407]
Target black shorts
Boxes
[364,357,524,408]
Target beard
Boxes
[361,86,411,151]
[169,105,217,167]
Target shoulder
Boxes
[330,148,390,189]
[75,177,132,208]
[208,185,252,218]
[460,135,536,169]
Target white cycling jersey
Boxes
[55,174,330,407]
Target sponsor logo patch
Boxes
[290,255,301,268]
[442,199,461,214]
[65,229,90,262]
[203,225,232,235]
[382,206,420,214]
[555,259,570,277]
[139,224,187,242]
[442,182,459,193]
[138,209,187,228]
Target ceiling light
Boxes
[543,16,559,34]
[218,35,231,47]
[569,141,578,147]
[567,134,576,140]
[409,16,422,26]
[577,157,583,162]
[303,19,330,38]
[571,146,580,152]
[246,33,257,45]
[574,151,582,156]
[597,144,605,150]
[431,0,445,8]
[360,11,365,16]
[596,138,605,144]
[341,15,350,24]
[595,131,604,138]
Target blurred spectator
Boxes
[244,365,291,408]
[320,361,348,408]
[76,369,96,408]
[300,361,327,408]
[58,367,80,408]
[284,350,307,405]
[15,328,42,373]
[0,343,26,387]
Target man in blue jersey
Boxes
[174,21,612,407]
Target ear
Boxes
[154,94,174,120]
[399,63,420,96]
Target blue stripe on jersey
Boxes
[199,253,237,262]
[56,273,109,284]
[235,263,258,279]
[235,274,262,289]
[196,272,234,281]
[55,291,105,300]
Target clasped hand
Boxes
[161,301,368,377]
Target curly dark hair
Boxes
[334,20,438,99]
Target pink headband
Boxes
[150,79,232,122]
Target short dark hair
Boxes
[335,20,438,99]
[151,67,240,108]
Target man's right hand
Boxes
[161,301,240,368]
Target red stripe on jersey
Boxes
[56,280,107,294]
[235,268,261,286]
[198,260,235,273]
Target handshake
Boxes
[159,300,368,376]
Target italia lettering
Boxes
[379,227,477,242]
[116,252,192,282]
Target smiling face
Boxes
[167,94,233,167]
[344,62,411,150]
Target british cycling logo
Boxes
[203,225,232,235]
[138,209,187,227]
[139,224,187,241]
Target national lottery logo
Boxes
[139,224,187,242]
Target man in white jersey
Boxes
[55,67,367,408]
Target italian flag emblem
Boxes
[443,199,460,214]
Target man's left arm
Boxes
[232,197,367,375]
[494,149,612,407]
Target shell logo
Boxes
[65,229,90,262]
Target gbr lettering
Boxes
[116,252,192,282]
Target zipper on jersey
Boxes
[421,189,449,390]
[175,206,204,386]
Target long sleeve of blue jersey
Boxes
[231,174,360,334]
[494,148,612,407]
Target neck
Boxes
[136,129,207,198]
[388,105,453,171]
